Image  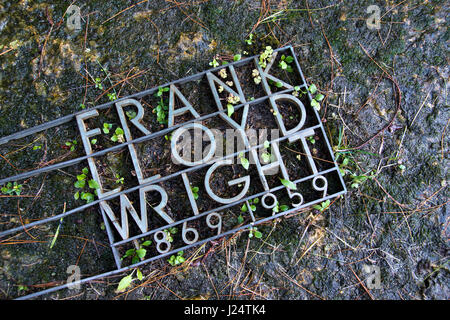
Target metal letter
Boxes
[76,110,121,199]
[171,123,216,166]
[269,94,306,137]
[168,84,200,127]
[205,159,250,204]
[116,98,161,185]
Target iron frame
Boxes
[0,46,347,299]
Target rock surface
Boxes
[0,0,448,300]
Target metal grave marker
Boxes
[0,46,346,299]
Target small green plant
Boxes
[313,199,330,212]
[18,285,28,292]
[74,167,99,203]
[116,273,133,293]
[278,54,294,72]
[307,136,316,144]
[241,197,259,213]
[90,138,97,145]
[136,268,143,281]
[156,104,168,124]
[80,103,86,110]
[240,198,260,220]
[79,191,94,203]
[126,110,137,120]
[209,58,219,68]
[292,85,302,97]
[111,127,125,143]
[218,68,227,79]
[307,84,325,111]
[168,250,185,266]
[280,178,297,190]
[94,61,119,103]
[49,217,63,249]
[245,34,253,45]
[233,54,242,61]
[226,93,240,117]
[65,140,78,152]
[252,69,262,85]
[115,268,144,293]
[272,201,289,214]
[115,174,124,184]
[292,84,324,111]
[107,92,117,101]
[335,129,377,189]
[335,127,352,177]
[32,145,42,150]
[156,86,169,97]
[350,172,375,189]
[1,182,23,196]
[190,186,199,200]
[103,123,126,142]
[338,156,351,176]
[227,104,234,117]
[248,227,262,239]
[164,227,178,243]
[227,94,239,105]
[121,240,152,264]
[74,168,88,187]
[238,152,249,170]
[308,84,317,94]
[258,46,274,69]
[102,122,113,134]
[154,87,169,124]
[268,79,283,88]
[94,77,103,90]
[261,140,271,163]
